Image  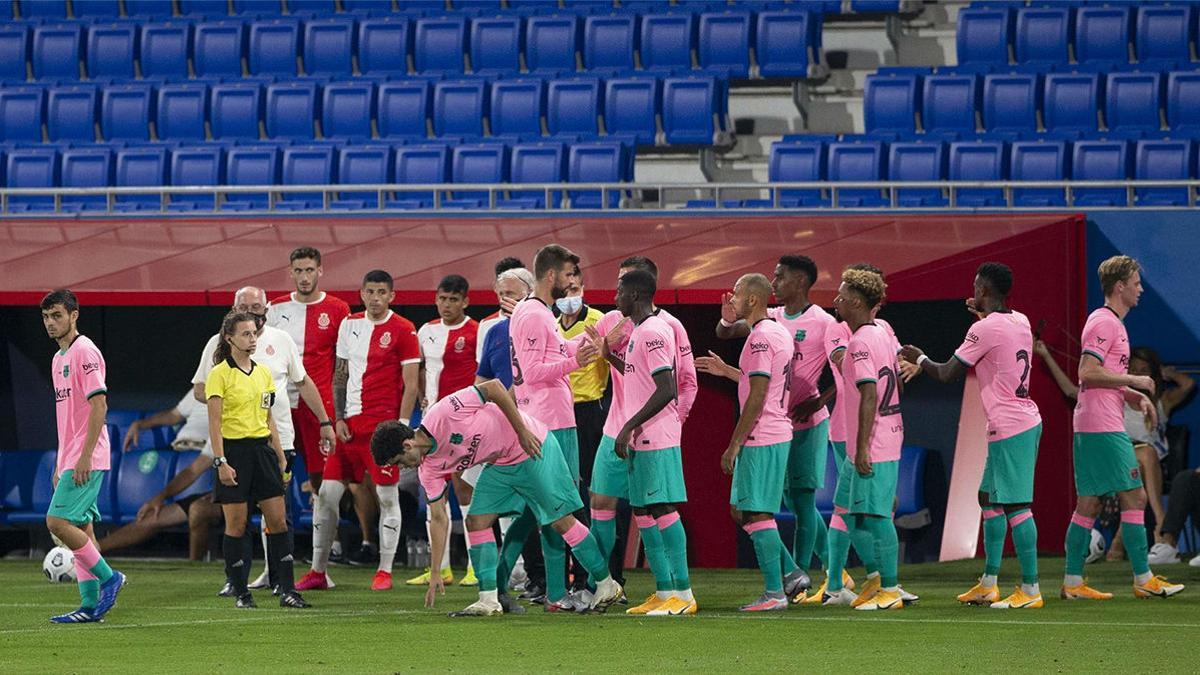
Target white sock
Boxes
[480,589,499,604]
[980,574,998,588]
[1064,574,1084,587]
[867,571,880,580]
[460,501,472,571]
[883,586,899,593]
[311,480,346,573]
[677,588,694,602]
[260,528,270,576]
[1134,571,1153,585]
[376,484,401,573]
[656,590,673,601]
[1022,583,1040,596]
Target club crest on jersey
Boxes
[1131,467,1140,480]
[318,312,331,329]
[794,329,807,342]
[454,336,466,353]
[380,331,393,348]
[61,364,70,378]
[265,345,275,356]
[450,433,464,444]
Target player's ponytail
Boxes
[213,311,258,365]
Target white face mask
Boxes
[555,295,583,315]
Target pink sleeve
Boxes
[673,324,697,422]
[516,315,576,384]
[847,336,879,385]
[953,321,991,367]
[1081,316,1116,364]
[743,340,774,378]
[642,323,675,374]
[418,464,450,503]
[74,344,107,398]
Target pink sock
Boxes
[562,521,590,548]
[73,539,103,570]
[467,529,495,546]
[75,561,97,582]
[634,514,656,530]
[742,519,777,535]
[655,511,681,530]
[591,508,617,521]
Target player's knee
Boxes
[225,523,246,537]
[465,513,490,531]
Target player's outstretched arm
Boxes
[1080,354,1155,394]
[615,369,677,458]
[900,345,967,384]
[695,350,741,383]
[426,498,450,608]
[1033,340,1078,399]
[1160,365,1196,415]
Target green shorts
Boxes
[831,441,852,509]
[847,459,898,518]
[46,469,106,526]
[627,446,687,508]
[1073,431,1141,497]
[730,441,788,514]
[590,434,628,500]
[470,434,583,527]
[980,423,1041,505]
[786,419,829,491]
[550,427,580,483]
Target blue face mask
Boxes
[555,295,583,315]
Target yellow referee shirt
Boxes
[205,358,275,439]
[559,305,608,403]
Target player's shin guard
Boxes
[540,526,568,603]
[657,512,691,591]
[497,508,535,590]
[76,563,100,609]
[223,534,249,596]
[636,514,673,593]
[71,539,114,583]
[982,508,1007,577]
[864,515,899,588]
[590,509,617,564]
[1064,512,1094,576]
[468,529,499,593]
[311,480,345,573]
[562,521,611,582]
[745,520,785,594]
[1120,509,1151,577]
[266,531,295,593]
[376,484,402,573]
[826,511,852,593]
[1008,509,1039,585]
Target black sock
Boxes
[267,531,295,593]
[241,533,254,590]
[223,534,248,596]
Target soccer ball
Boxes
[1085,528,1106,564]
[43,547,76,583]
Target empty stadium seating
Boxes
[333,146,390,209]
[391,144,449,208]
[46,85,97,142]
[1135,139,1194,206]
[1010,140,1067,207]
[864,73,918,134]
[922,75,977,133]
[1071,140,1129,207]
[60,148,111,212]
[948,141,1006,207]
[981,74,1037,133]
[888,141,947,206]
[827,141,887,207]
[502,142,565,209]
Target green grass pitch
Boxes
[1,557,1196,673]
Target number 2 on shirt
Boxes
[877,363,901,416]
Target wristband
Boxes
[319,420,333,428]
[399,417,411,426]
[916,354,929,367]
[719,318,735,328]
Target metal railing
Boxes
[0,179,1198,216]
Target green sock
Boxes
[591,516,617,563]
[638,518,674,592]
[539,527,568,603]
[468,540,499,593]
[848,516,878,574]
[788,488,824,571]
[748,526,785,594]
[1064,518,1092,577]
[812,506,829,570]
[983,509,1007,576]
[658,518,691,591]
[826,516,852,592]
[864,515,899,588]
[1121,515,1151,577]
[78,579,100,609]
[496,508,536,591]
[1008,509,1039,586]
[566,531,611,583]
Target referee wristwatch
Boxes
[212,456,228,469]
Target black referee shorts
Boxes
[213,437,286,505]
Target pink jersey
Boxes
[509,298,577,430]
[953,310,1042,441]
[1074,307,1130,434]
[51,335,111,475]
[336,311,420,420]
[597,310,634,438]
[268,292,351,408]
[769,304,836,430]
[417,385,547,500]
[620,315,682,451]
[828,318,898,443]
[418,317,479,403]
[598,308,697,438]
[843,323,904,463]
[739,318,795,447]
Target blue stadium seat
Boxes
[982,73,1037,133]
[489,79,544,138]
[470,15,521,75]
[287,0,336,13]
[1015,7,1070,65]
[157,84,208,142]
[60,147,112,212]
[1106,72,1162,132]
[180,0,229,15]
[827,141,886,207]
[6,148,58,212]
[895,446,928,520]
[948,141,1007,207]
[863,73,919,134]
[768,142,826,207]
[32,24,81,80]
[697,10,750,77]
[358,18,410,76]
[414,16,466,74]
[449,143,506,207]
[433,79,486,137]
[304,17,354,76]
[1135,6,1192,64]
[888,141,947,207]
[332,145,390,209]
[249,19,300,76]
[1135,139,1194,207]
[390,144,449,208]
[126,0,176,17]
[22,0,67,18]
[525,15,578,74]
[171,450,214,503]
[322,82,372,140]
[169,146,223,210]
[265,83,316,140]
[582,14,634,72]
[74,0,121,17]
[115,146,167,211]
[2,451,56,524]
[1167,72,1200,132]
[46,85,96,142]
[756,10,818,78]
[662,76,718,145]
[568,142,622,208]
[101,84,152,141]
[1071,140,1128,207]
[278,145,333,209]
[547,77,599,137]
[139,22,191,79]
[0,87,43,142]
[0,24,29,81]
[922,74,977,133]
[377,81,430,139]
[194,21,246,78]
[604,77,657,145]
[211,83,263,140]
[1074,6,1130,64]
[86,23,135,79]
[233,0,282,14]
[850,0,899,11]
[223,146,278,210]
[1010,140,1066,207]
[956,8,1011,66]
[116,450,175,524]
[639,12,693,72]
[502,141,564,208]
[1043,73,1099,132]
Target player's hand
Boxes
[218,463,238,487]
[855,448,873,476]
[1129,375,1156,395]
[52,471,59,490]
[606,317,631,352]
[898,345,924,365]
[425,574,445,608]
[1162,365,1180,381]
[789,395,824,424]
[1032,339,1051,360]
[965,297,983,319]
[319,424,336,455]
[583,325,607,358]
[73,454,93,486]
[122,420,142,452]
[137,495,165,522]
[695,350,732,378]
[720,444,740,476]
[575,338,599,367]
[899,359,921,383]
[518,428,542,459]
[720,292,738,325]
[499,295,520,316]
[336,419,352,443]
[1139,396,1159,428]
[615,427,633,459]
[280,452,292,482]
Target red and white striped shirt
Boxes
[418,317,479,404]
[268,292,351,408]
[336,310,420,420]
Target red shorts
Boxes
[322,416,399,486]
[291,403,331,476]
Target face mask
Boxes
[251,312,267,331]
[555,296,583,315]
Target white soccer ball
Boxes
[43,546,76,583]
[1085,528,1106,564]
